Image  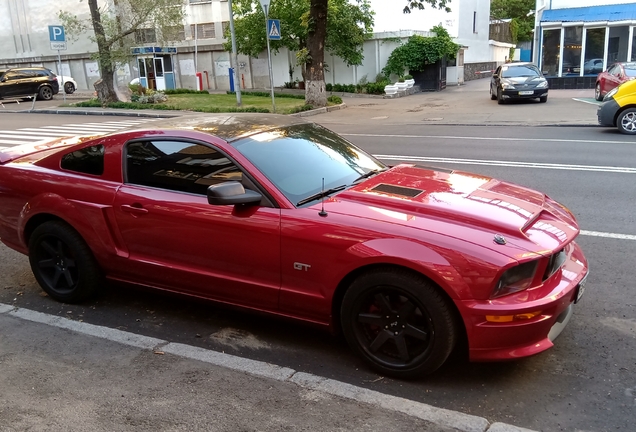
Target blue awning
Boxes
[541,3,636,23]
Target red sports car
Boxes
[595,62,636,101]
[0,114,588,378]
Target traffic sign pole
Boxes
[259,1,276,113]
[49,25,67,103]
[227,0,242,107]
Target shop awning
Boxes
[541,3,636,23]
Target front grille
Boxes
[370,184,423,198]
[543,249,566,280]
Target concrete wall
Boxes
[456,0,492,64]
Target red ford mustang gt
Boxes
[0,114,588,378]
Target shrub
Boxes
[288,104,314,114]
[327,95,343,104]
[365,81,390,95]
[326,83,333,91]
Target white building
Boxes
[534,0,636,87]
[0,0,506,91]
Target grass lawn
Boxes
[166,93,307,114]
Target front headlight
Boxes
[501,80,516,90]
[491,261,539,298]
[604,87,619,101]
[536,80,548,89]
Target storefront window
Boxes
[632,28,636,61]
[562,26,582,76]
[608,26,629,62]
[542,29,561,77]
[584,28,606,75]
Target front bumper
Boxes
[501,88,548,100]
[597,99,620,126]
[457,241,588,362]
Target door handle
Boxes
[120,204,149,215]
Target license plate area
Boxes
[519,90,534,95]
[575,273,588,303]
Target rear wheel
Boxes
[341,269,457,378]
[38,85,53,100]
[28,221,102,303]
[594,83,603,101]
[64,81,76,94]
[617,108,636,135]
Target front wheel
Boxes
[595,83,603,101]
[28,221,102,303]
[497,88,504,105]
[490,86,497,100]
[617,108,636,135]
[539,96,548,103]
[341,269,458,378]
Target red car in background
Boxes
[595,62,636,101]
[0,114,589,378]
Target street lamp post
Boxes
[259,0,276,113]
[227,0,242,106]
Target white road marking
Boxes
[344,133,632,145]
[0,302,515,432]
[374,154,636,174]
[580,230,636,240]
[572,98,602,106]
[0,138,39,145]
[0,129,71,137]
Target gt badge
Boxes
[294,262,311,271]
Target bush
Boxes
[283,81,296,89]
[327,95,343,104]
[365,81,390,95]
[130,90,168,104]
[288,104,314,114]
[326,83,333,91]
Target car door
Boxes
[112,139,282,310]
[603,64,621,94]
[0,71,25,97]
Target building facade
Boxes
[1,0,502,92]
[534,0,636,87]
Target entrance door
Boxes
[153,58,166,91]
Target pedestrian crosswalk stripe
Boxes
[0,133,59,141]
[63,123,125,130]
[0,138,41,145]
[0,130,72,137]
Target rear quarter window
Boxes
[61,145,105,176]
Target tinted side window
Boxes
[126,141,243,195]
[61,145,105,175]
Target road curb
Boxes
[290,102,347,117]
[0,302,537,432]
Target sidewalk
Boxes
[0,303,533,432]
[0,79,600,127]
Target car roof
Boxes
[137,113,311,143]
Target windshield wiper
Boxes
[353,168,387,183]
[296,184,348,207]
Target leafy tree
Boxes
[59,0,185,104]
[304,0,449,107]
[490,0,535,42]
[382,25,460,78]
[226,0,373,106]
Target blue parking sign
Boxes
[268,20,281,40]
[48,25,66,42]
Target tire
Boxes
[594,83,603,101]
[497,88,504,105]
[340,269,458,378]
[38,85,53,101]
[64,81,76,94]
[539,96,548,103]
[617,108,636,135]
[28,221,102,303]
[490,86,497,100]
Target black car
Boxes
[0,67,60,101]
[490,63,549,104]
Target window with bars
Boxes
[191,23,216,39]
[135,28,157,44]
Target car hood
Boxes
[324,164,579,255]
[502,76,545,86]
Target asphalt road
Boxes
[0,113,635,431]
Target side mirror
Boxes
[207,181,262,206]
[492,74,498,79]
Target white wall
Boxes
[455,0,491,63]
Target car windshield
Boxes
[501,65,541,78]
[232,124,385,206]
[625,67,636,77]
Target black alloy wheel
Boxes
[64,81,76,94]
[539,95,548,103]
[497,87,504,105]
[341,269,457,378]
[38,85,54,100]
[28,221,101,303]
[490,85,497,100]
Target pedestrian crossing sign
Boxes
[268,19,281,40]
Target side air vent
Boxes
[370,184,423,198]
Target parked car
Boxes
[0,67,59,100]
[594,62,636,101]
[490,62,549,104]
[597,79,636,134]
[55,74,78,94]
[0,114,589,378]
[584,58,604,75]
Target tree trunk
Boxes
[88,0,119,104]
[305,0,327,107]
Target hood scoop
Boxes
[370,183,424,198]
